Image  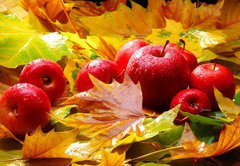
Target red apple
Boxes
[167,43,198,71]
[19,59,66,102]
[190,63,236,109]
[115,39,149,71]
[126,44,190,110]
[170,89,211,123]
[76,59,123,92]
[0,83,51,136]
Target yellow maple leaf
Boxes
[163,0,223,29]
[168,115,240,160]
[145,20,225,58]
[22,127,78,159]
[76,1,165,37]
[55,75,145,155]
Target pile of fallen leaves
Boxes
[1,0,240,165]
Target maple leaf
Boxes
[75,1,165,37]
[145,20,225,58]
[22,127,78,159]
[55,75,145,155]
[163,0,223,29]
[167,115,240,160]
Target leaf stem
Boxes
[124,146,182,163]
[60,0,83,38]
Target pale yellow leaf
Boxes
[214,88,240,119]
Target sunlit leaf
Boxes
[56,75,145,155]
[145,20,225,58]
[115,106,179,147]
[214,89,240,120]
[0,14,71,68]
[22,127,78,159]
[98,149,125,166]
[76,1,165,37]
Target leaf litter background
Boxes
[1,0,240,165]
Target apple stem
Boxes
[179,39,186,51]
[213,62,217,71]
[160,40,169,57]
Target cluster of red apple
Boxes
[76,39,236,122]
[0,39,236,136]
[0,59,66,136]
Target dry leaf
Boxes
[76,1,165,37]
[56,75,145,155]
[216,0,240,41]
[22,127,78,159]
[20,0,73,24]
[163,0,223,29]
[168,115,240,160]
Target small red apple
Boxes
[170,89,211,123]
[126,44,190,110]
[190,63,236,109]
[0,83,51,136]
[115,39,149,71]
[76,59,123,92]
[167,43,198,71]
[19,59,66,102]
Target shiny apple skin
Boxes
[170,89,211,123]
[115,39,149,71]
[190,63,236,110]
[19,59,66,102]
[126,44,190,110]
[76,59,123,92]
[167,43,198,71]
[0,83,51,136]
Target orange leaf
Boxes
[20,0,73,23]
[57,75,145,154]
[216,0,240,41]
[22,127,78,159]
[168,116,240,160]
